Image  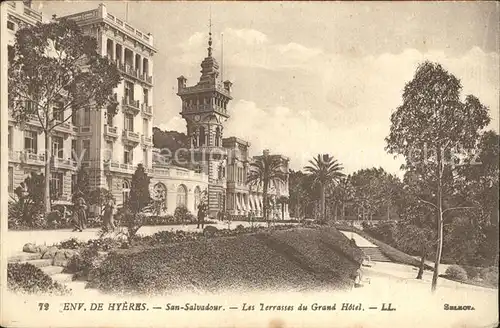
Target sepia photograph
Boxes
[1,1,498,327]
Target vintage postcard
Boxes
[1,1,498,327]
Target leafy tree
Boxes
[398,225,435,279]
[152,128,190,168]
[247,151,287,222]
[304,154,345,223]
[386,61,490,292]
[335,176,355,220]
[350,168,403,221]
[288,170,311,219]
[8,17,121,213]
[118,164,151,243]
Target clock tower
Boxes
[177,28,233,217]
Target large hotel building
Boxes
[6,3,290,220]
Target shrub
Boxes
[8,198,45,229]
[479,267,498,286]
[56,238,84,249]
[445,265,468,281]
[173,206,194,223]
[115,207,146,244]
[58,238,84,250]
[463,266,481,280]
[46,210,64,229]
[8,263,69,295]
[86,238,121,251]
[65,248,100,280]
[152,230,201,244]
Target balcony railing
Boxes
[141,103,152,116]
[122,97,140,114]
[53,122,73,134]
[111,60,153,85]
[103,125,118,138]
[103,161,136,174]
[124,64,138,78]
[141,135,152,146]
[52,157,77,169]
[140,73,153,85]
[105,13,153,46]
[180,81,231,98]
[20,151,45,165]
[122,130,140,143]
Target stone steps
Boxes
[360,247,391,262]
[16,258,53,268]
[8,252,42,262]
[41,265,65,275]
[51,273,74,283]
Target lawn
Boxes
[334,223,433,270]
[87,226,364,295]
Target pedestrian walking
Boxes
[102,198,116,232]
[197,203,206,229]
[71,197,87,232]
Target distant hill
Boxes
[152,127,189,151]
[152,127,193,169]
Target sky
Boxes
[34,1,499,176]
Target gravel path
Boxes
[4,221,297,257]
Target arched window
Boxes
[122,179,130,205]
[153,183,168,210]
[215,127,221,147]
[194,186,201,210]
[199,126,205,146]
[176,184,187,207]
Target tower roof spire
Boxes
[207,7,213,57]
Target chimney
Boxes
[223,80,232,93]
[177,76,187,92]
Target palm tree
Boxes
[247,151,288,222]
[304,154,345,223]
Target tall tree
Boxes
[386,61,490,292]
[304,154,345,223]
[330,175,355,220]
[8,17,121,213]
[351,168,402,221]
[119,164,152,243]
[247,151,287,222]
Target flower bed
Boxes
[87,226,363,295]
[8,263,70,295]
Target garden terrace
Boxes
[87,226,364,295]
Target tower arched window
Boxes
[199,126,206,146]
[215,127,221,147]
[176,184,188,207]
